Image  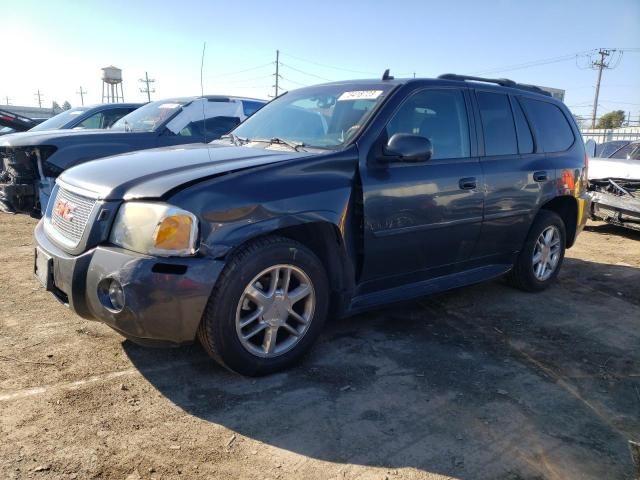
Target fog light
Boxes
[108,279,125,311]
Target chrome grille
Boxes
[50,187,96,245]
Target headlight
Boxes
[109,202,199,256]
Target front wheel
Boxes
[197,236,328,376]
[507,210,566,292]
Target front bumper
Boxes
[589,190,640,231]
[34,220,225,345]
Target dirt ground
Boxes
[0,214,639,480]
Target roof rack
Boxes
[437,73,551,97]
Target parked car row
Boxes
[0,96,266,215]
[30,73,590,375]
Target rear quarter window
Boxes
[520,98,575,153]
[476,91,518,156]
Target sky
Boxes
[1,0,639,123]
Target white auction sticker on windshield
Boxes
[337,90,383,101]
[158,103,181,109]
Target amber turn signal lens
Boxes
[154,215,193,251]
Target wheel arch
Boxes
[213,217,356,318]
[538,195,578,248]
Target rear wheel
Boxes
[198,236,328,376]
[507,210,566,292]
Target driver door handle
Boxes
[459,177,477,190]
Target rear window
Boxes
[477,92,518,156]
[520,98,575,153]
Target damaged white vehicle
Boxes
[587,140,640,232]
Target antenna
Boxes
[200,41,207,143]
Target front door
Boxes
[359,87,484,290]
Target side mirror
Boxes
[584,139,596,158]
[384,133,433,162]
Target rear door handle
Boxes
[533,171,548,182]
[459,177,477,190]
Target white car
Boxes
[587,141,640,232]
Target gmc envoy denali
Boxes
[34,73,590,375]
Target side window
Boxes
[476,92,518,156]
[101,109,134,128]
[610,144,640,160]
[610,144,634,159]
[178,116,240,138]
[520,98,575,153]
[242,100,265,117]
[205,116,241,138]
[512,98,534,154]
[76,112,104,129]
[386,89,470,160]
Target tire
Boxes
[197,235,329,376]
[507,210,566,292]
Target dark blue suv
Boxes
[34,73,589,375]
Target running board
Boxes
[349,264,512,314]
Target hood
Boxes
[589,156,640,181]
[58,143,310,200]
[0,128,147,147]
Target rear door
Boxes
[473,91,555,260]
[359,87,484,286]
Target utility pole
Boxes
[34,89,44,109]
[138,72,155,102]
[76,86,87,106]
[273,50,280,98]
[4,96,10,105]
[590,48,612,128]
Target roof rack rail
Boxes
[437,73,551,97]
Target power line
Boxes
[279,77,310,88]
[279,62,333,82]
[468,50,595,76]
[280,52,379,76]
[214,62,274,79]
[229,73,274,85]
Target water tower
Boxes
[101,66,124,103]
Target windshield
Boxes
[30,107,89,131]
[226,84,394,149]
[111,100,188,132]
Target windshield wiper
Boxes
[219,133,248,146]
[250,137,306,152]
